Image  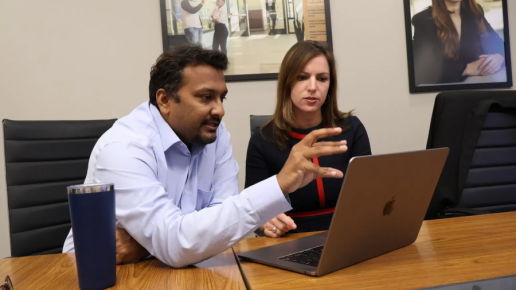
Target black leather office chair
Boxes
[426,91,516,219]
[249,115,272,135]
[457,108,516,213]
[248,115,272,237]
[3,119,116,257]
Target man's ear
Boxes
[156,89,170,115]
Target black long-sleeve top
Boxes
[245,116,372,232]
[412,6,505,85]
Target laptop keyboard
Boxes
[279,245,324,267]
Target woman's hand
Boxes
[463,57,487,76]
[258,214,297,238]
[478,54,505,76]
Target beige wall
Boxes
[0,0,515,258]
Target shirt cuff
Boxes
[245,175,292,224]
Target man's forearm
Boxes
[123,177,291,268]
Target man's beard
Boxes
[191,116,221,145]
[191,132,217,145]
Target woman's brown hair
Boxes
[261,41,351,149]
[432,0,487,60]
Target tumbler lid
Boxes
[67,183,114,194]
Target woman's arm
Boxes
[350,117,372,157]
[483,19,505,56]
[476,6,506,76]
[479,5,505,56]
[210,9,219,23]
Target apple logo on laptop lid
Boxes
[383,196,396,216]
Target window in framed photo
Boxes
[403,0,513,93]
[160,0,333,81]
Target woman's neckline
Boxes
[291,122,324,135]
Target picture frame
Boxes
[160,0,333,82]
[403,0,512,93]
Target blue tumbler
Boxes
[67,183,117,290]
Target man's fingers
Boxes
[116,249,126,265]
[270,217,290,232]
[318,167,344,179]
[307,162,343,179]
[116,227,129,239]
[312,140,347,147]
[300,127,342,146]
[303,143,347,159]
[277,214,297,230]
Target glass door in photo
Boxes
[228,0,250,37]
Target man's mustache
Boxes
[201,117,221,126]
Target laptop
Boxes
[238,148,449,276]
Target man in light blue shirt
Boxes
[62,44,348,267]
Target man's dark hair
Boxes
[149,44,228,107]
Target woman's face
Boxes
[290,55,331,115]
[217,0,224,6]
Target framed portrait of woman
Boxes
[403,0,512,93]
[160,0,333,82]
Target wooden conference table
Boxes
[1,212,515,289]
[233,211,516,289]
[0,248,246,289]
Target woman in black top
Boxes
[245,41,372,237]
[412,0,505,85]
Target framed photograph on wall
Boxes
[403,0,512,93]
[160,0,333,81]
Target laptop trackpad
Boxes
[238,231,328,273]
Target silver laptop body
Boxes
[238,148,449,276]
